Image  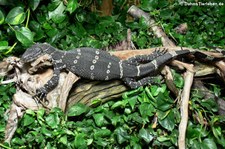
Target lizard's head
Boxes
[21,43,50,62]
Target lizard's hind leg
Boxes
[124,48,167,65]
[123,76,161,89]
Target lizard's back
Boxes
[62,47,134,80]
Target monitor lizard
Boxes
[21,43,221,99]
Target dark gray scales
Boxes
[21,43,221,99]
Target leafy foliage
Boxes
[0,0,225,148]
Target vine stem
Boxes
[25,8,30,28]
[0,143,12,149]
[5,42,17,55]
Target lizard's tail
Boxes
[138,49,225,77]
[138,50,192,77]
[123,49,224,78]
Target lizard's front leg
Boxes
[34,63,61,100]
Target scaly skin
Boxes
[21,43,220,99]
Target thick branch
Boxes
[178,65,194,149]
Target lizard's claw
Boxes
[33,87,47,101]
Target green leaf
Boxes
[67,103,89,117]
[139,103,155,117]
[202,138,217,149]
[158,110,175,131]
[173,71,184,88]
[48,2,66,23]
[66,0,78,14]
[26,109,35,116]
[94,129,111,139]
[0,10,5,24]
[156,92,173,111]
[29,0,40,11]
[128,96,137,110]
[15,27,34,46]
[11,137,25,145]
[141,0,158,11]
[0,41,10,51]
[23,114,35,126]
[93,113,105,127]
[111,100,128,109]
[150,84,167,96]
[0,124,5,132]
[59,135,68,145]
[114,127,130,144]
[41,127,52,137]
[37,109,45,120]
[74,133,87,148]
[200,98,218,112]
[45,113,60,129]
[5,7,26,25]
[138,128,154,143]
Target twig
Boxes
[178,64,194,149]
[127,5,176,47]
[161,66,179,96]
[0,78,16,84]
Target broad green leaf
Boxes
[150,84,167,96]
[25,109,35,116]
[139,103,155,117]
[93,113,105,127]
[0,124,5,132]
[66,0,78,14]
[95,138,108,147]
[74,133,87,148]
[158,110,175,131]
[94,129,111,139]
[23,114,35,126]
[37,109,45,119]
[111,100,128,109]
[0,10,4,24]
[202,138,217,149]
[212,126,221,139]
[111,115,123,126]
[114,127,130,144]
[15,27,34,46]
[128,96,137,110]
[140,0,158,11]
[156,92,173,111]
[5,7,26,25]
[41,127,52,137]
[67,103,89,116]
[29,0,40,11]
[124,108,131,114]
[138,128,154,143]
[187,123,208,139]
[200,98,218,112]
[0,41,10,51]
[130,136,142,149]
[35,134,44,143]
[11,137,25,145]
[48,2,66,23]
[45,113,60,129]
[173,71,184,88]
[59,135,68,145]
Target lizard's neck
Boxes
[44,44,59,55]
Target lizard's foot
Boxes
[154,48,168,56]
[33,87,47,101]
